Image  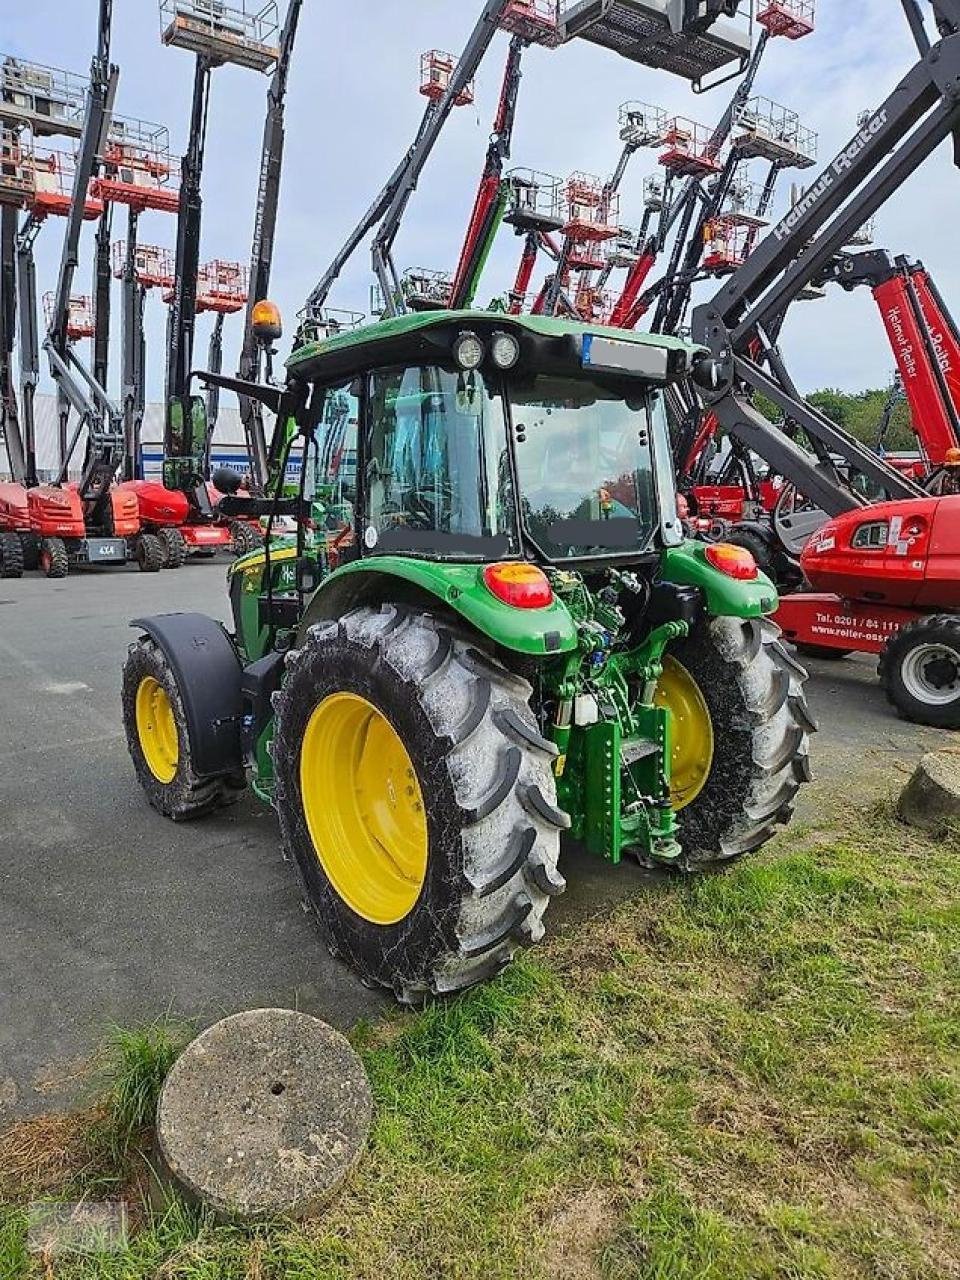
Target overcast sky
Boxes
[6,0,957,402]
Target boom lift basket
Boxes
[43,291,94,341]
[400,267,454,311]
[703,216,750,272]
[558,0,751,84]
[618,101,667,147]
[733,96,817,169]
[197,259,248,313]
[605,225,642,268]
[159,0,280,72]
[503,168,564,232]
[299,307,365,343]
[111,240,174,288]
[561,172,620,241]
[498,0,563,47]
[29,147,103,220]
[574,283,612,321]
[719,175,770,227]
[659,118,724,177]
[0,128,35,208]
[756,0,815,40]
[643,173,665,210]
[420,51,475,106]
[92,117,181,214]
[0,56,87,139]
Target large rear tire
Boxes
[880,615,960,729]
[0,532,24,579]
[272,605,568,1003]
[122,637,247,820]
[657,616,815,866]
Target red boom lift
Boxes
[689,0,960,726]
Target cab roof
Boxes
[286,309,703,387]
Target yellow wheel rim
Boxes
[654,657,715,812]
[136,677,179,785]
[300,693,429,926]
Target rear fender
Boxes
[662,542,779,619]
[131,613,243,778]
[297,557,578,658]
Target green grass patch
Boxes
[2,807,958,1279]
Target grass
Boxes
[1,800,958,1279]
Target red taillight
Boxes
[705,542,759,581]
[482,562,554,610]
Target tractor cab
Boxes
[277,311,697,577]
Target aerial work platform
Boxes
[503,169,564,233]
[561,172,620,242]
[559,0,751,85]
[43,292,95,341]
[756,1,815,40]
[618,101,666,149]
[0,129,34,208]
[420,51,475,106]
[498,0,563,47]
[401,268,454,311]
[112,241,175,289]
[92,117,181,214]
[0,57,86,139]
[160,0,280,72]
[733,97,817,169]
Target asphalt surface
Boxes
[0,564,952,1121]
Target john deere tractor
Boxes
[122,312,814,1002]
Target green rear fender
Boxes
[297,557,578,657]
[662,542,779,619]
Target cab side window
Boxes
[314,379,360,545]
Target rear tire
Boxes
[230,520,262,557]
[135,534,165,573]
[880,615,960,728]
[158,527,188,570]
[0,532,24,579]
[272,605,568,1003]
[663,616,815,866]
[122,636,247,820]
[725,527,776,578]
[39,537,68,580]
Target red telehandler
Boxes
[689,0,960,727]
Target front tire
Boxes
[135,533,165,573]
[158,527,188,570]
[0,532,24,579]
[39,537,68,579]
[230,520,262,557]
[272,606,568,1003]
[880,615,960,728]
[122,637,246,820]
[658,616,815,866]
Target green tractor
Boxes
[122,312,814,1002]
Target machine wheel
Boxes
[655,616,815,866]
[39,537,69,580]
[0,532,24,579]
[880,615,960,729]
[135,534,165,574]
[272,605,568,1003]
[724,527,776,579]
[122,636,246,820]
[796,643,854,661]
[230,520,263,557]
[158,527,188,570]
